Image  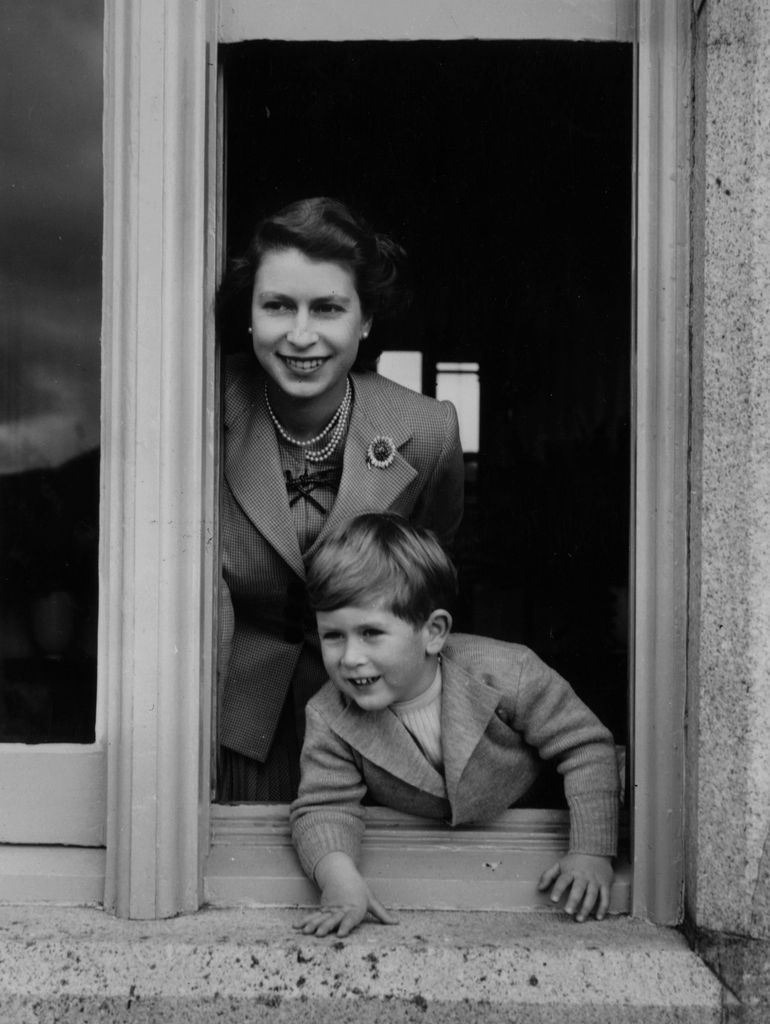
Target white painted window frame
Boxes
[0,0,689,924]
[631,0,690,924]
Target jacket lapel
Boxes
[224,372,305,579]
[305,372,418,557]
[440,654,502,816]
[327,654,503,808]
[330,702,447,799]
[224,369,420,579]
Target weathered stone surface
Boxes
[692,928,770,1017]
[688,0,770,940]
[0,907,725,1023]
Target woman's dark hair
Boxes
[216,197,410,369]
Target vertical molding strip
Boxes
[632,0,691,923]
[101,0,216,919]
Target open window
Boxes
[220,39,631,740]
[208,7,637,913]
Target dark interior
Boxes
[222,40,633,750]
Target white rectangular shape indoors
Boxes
[378,351,423,394]
[436,363,480,454]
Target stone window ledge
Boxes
[0,906,729,1022]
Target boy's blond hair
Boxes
[305,513,457,626]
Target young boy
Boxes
[290,513,619,937]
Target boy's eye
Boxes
[361,628,383,639]
[320,631,343,643]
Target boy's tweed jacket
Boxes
[290,634,620,878]
[219,356,464,763]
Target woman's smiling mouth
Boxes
[279,355,329,372]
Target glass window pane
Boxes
[0,1,102,743]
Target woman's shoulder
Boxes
[223,354,261,427]
[352,370,456,423]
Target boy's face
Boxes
[316,601,449,711]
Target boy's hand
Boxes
[293,852,398,938]
[537,853,614,922]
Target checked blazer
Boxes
[290,634,620,879]
[219,355,465,763]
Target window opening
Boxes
[218,39,632,803]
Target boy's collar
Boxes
[327,652,503,807]
[388,660,442,713]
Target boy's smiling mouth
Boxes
[347,676,381,687]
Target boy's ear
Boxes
[423,609,452,654]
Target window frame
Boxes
[0,0,688,923]
[630,0,690,924]
[0,0,107,878]
[203,0,687,924]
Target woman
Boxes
[217,197,464,801]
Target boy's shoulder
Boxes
[305,679,349,721]
[443,632,544,678]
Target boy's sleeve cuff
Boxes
[292,813,365,879]
[567,790,619,857]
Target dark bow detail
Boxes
[284,466,343,514]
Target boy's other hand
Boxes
[293,851,399,938]
[537,853,614,922]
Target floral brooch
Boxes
[366,435,396,469]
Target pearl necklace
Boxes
[264,378,352,463]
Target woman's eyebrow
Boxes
[312,293,352,305]
[255,289,352,306]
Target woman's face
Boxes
[251,247,371,408]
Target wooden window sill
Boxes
[206,805,631,913]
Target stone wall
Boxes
[687,0,770,1014]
